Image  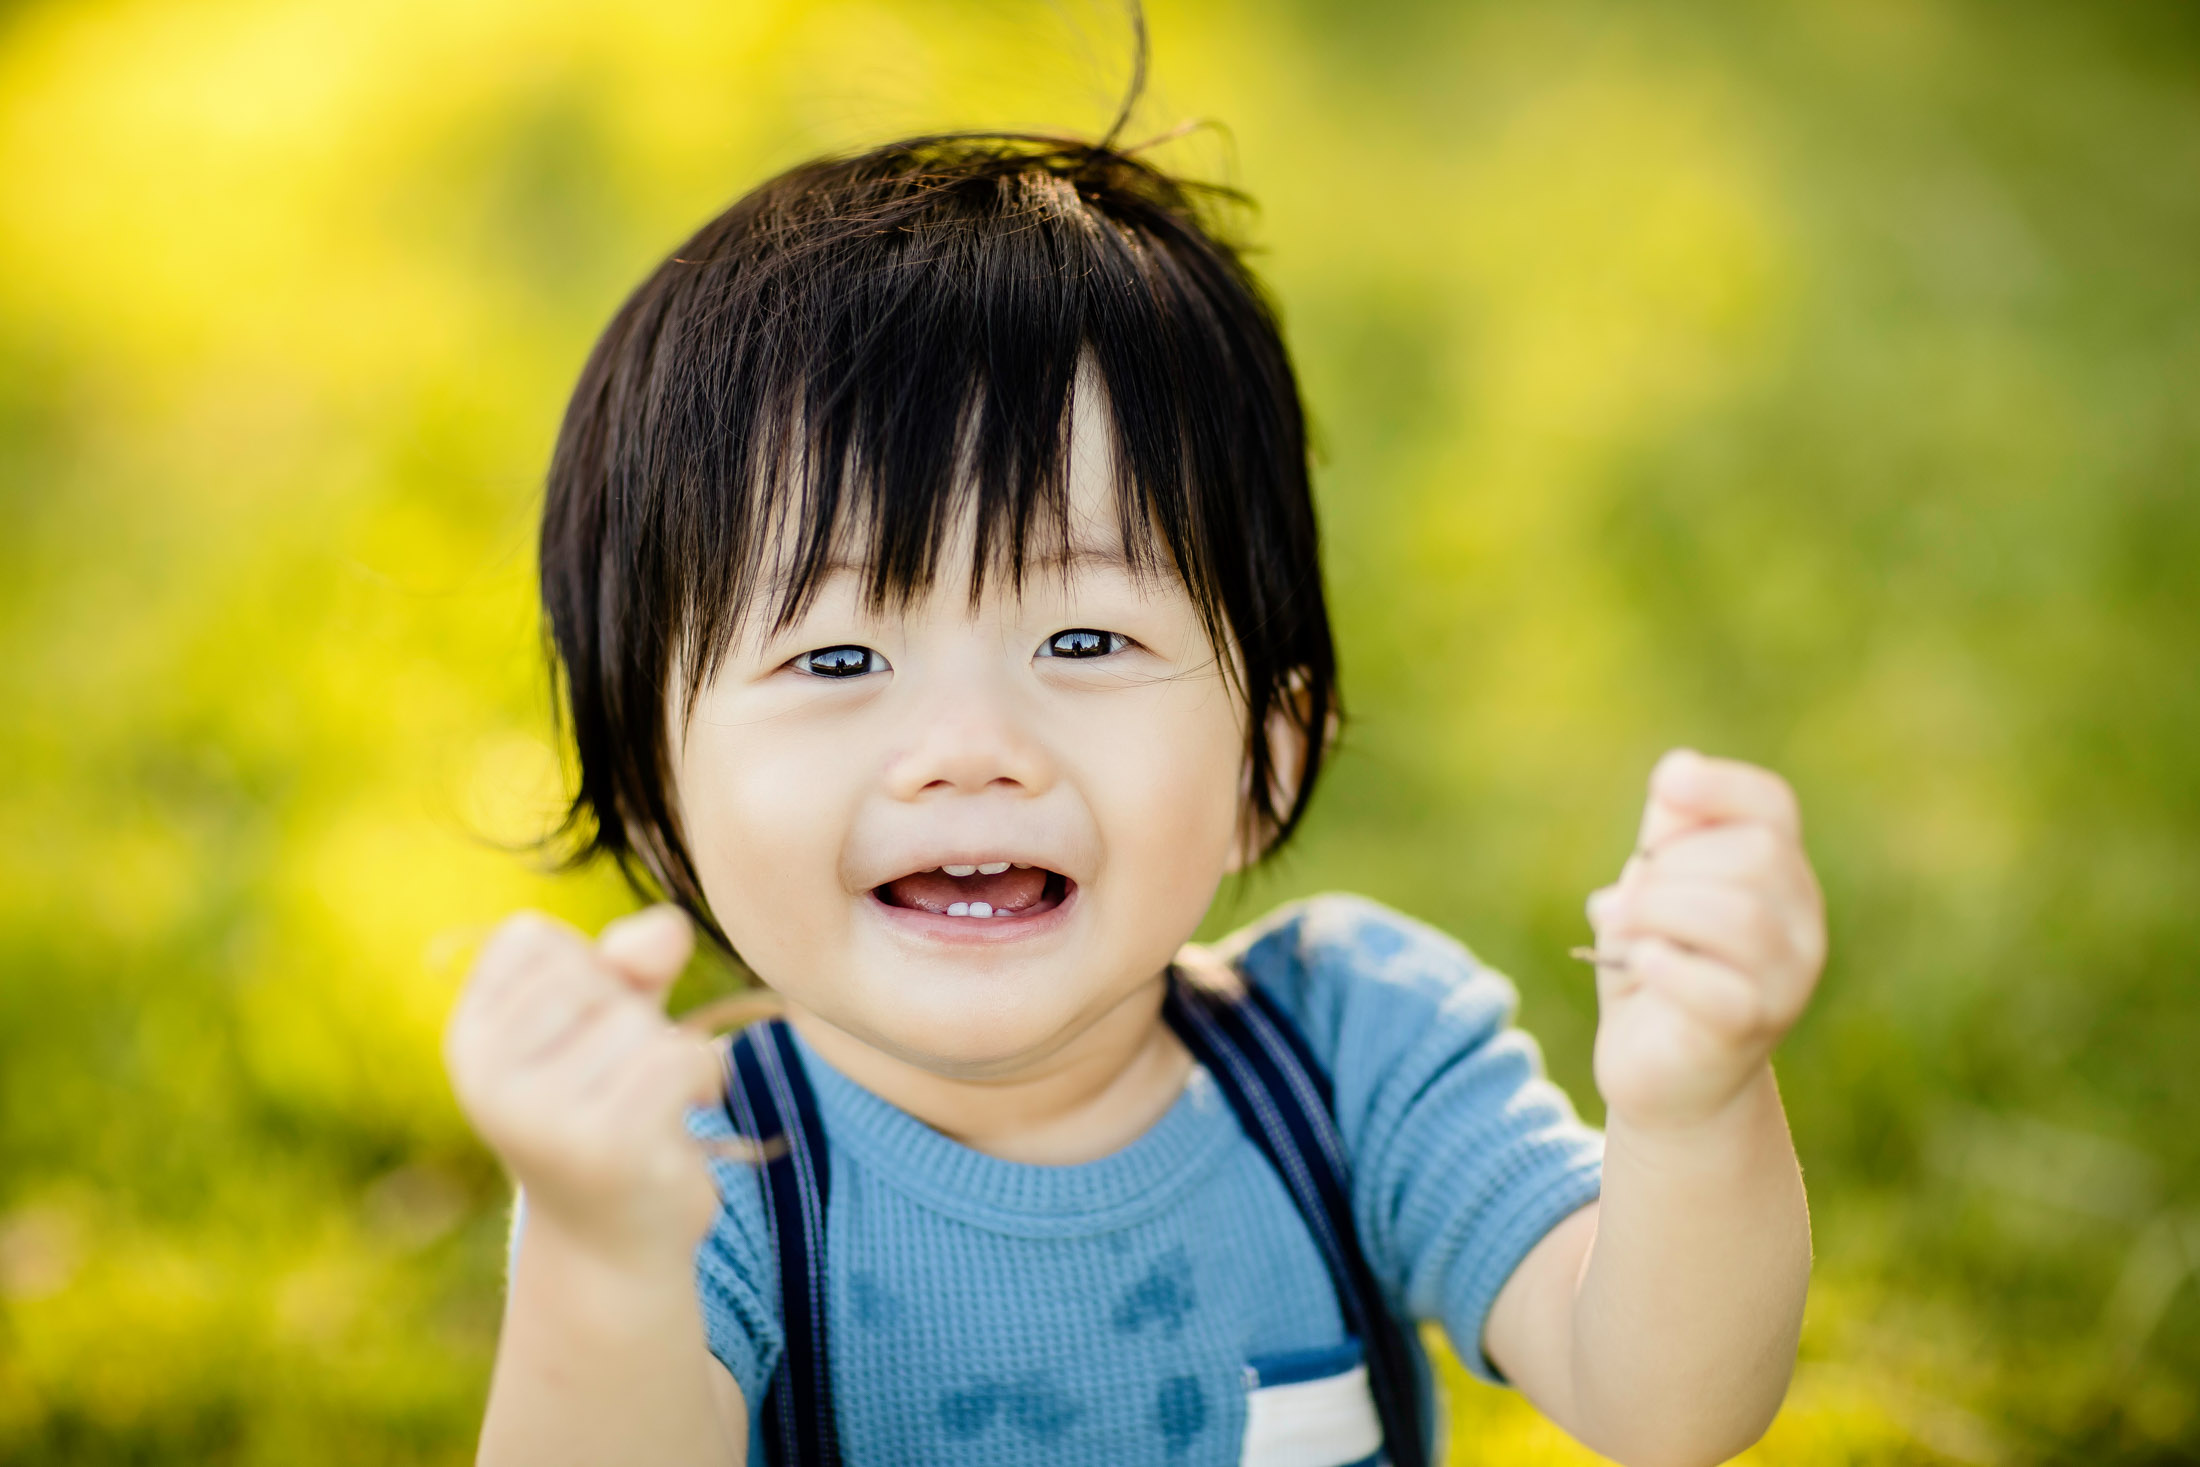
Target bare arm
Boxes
[1486,1069,1809,1467]
[482,1213,746,1466]
[1483,752,1822,1467]
[447,907,748,1467]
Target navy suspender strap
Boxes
[723,1020,843,1467]
[727,977,1426,1467]
[1161,968,1429,1467]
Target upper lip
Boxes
[857,846,1082,891]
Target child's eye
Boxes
[793,645,887,678]
[1038,628,1127,659]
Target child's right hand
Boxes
[445,905,725,1263]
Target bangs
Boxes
[700,348,1195,680]
[543,133,1337,937]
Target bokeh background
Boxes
[3,0,2197,1461]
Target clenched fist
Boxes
[1586,750,1826,1133]
[444,906,725,1261]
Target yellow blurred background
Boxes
[3,0,2197,1461]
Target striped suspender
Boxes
[728,976,1426,1467]
[723,1021,843,1467]
[1162,969,1429,1467]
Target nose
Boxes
[881,668,1057,802]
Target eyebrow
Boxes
[762,543,1146,599]
[1023,545,1142,573]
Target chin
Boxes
[853,963,1118,1075]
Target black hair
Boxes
[540,130,1340,945]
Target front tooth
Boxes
[977,861,1009,875]
[943,864,977,877]
[947,902,970,917]
[1011,862,1030,869]
[969,902,994,918]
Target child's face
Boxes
[670,414,1251,1076]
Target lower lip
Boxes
[865,879,1080,944]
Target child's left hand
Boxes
[1586,749,1826,1132]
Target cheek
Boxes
[676,719,857,948]
[1087,681,1246,887]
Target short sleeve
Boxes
[1221,894,1604,1384]
[686,1101,785,1405]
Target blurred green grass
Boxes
[3,0,2197,1461]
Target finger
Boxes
[462,911,587,1017]
[452,943,590,1081]
[659,1030,728,1116]
[472,919,614,1043]
[508,972,620,1065]
[547,993,668,1092]
[1644,750,1801,845]
[1635,822,1812,892]
[488,937,631,1063]
[1632,748,1727,856]
[1608,876,1790,979]
[1634,789,1699,859]
[1593,942,1646,1002]
[1629,938,1766,1045]
[597,905,696,1009]
[593,1028,725,1137]
[1639,823,1823,951]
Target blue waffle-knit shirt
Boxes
[683,894,1604,1464]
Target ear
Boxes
[1225,670,1334,874]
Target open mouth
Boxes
[871,862,1074,921]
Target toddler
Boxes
[446,133,1824,1467]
